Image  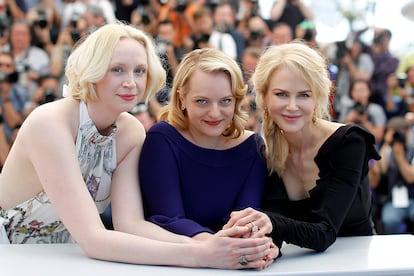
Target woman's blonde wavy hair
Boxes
[65,22,166,103]
[158,48,248,139]
[253,41,332,175]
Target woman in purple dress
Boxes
[139,48,277,267]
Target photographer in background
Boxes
[243,15,271,50]
[30,75,59,108]
[340,79,386,145]
[370,28,399,109]
[184,6,213,52]
[211,2,245,62]
[155,19,185,96]
[333,34,374,121]
[270,0,314,38]
[375,116,414,234]
[7,19,50,99]
[0,52,29,147]
[385,66,414,119]
[157,0,198,48]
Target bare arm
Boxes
[270,0,287,21]
[393,141,414,183]
[22,106,271,269]
[296,0,314,21]
[6,0,25,20]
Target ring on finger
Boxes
[239,255,249,266]
[251,222,259,233]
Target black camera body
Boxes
[175,0,188,13]
[397,75,406,88]
[141,13,150,25]
[38,87,56,105]
[197,33,210,44]
[335,40,349,60]
[373,31,387,45]
[392,130,406,145]
[0,15,9,38]
[352,102,367,115]
[249,29,263,41]
[34,9,48,29]
[0,70,18,83]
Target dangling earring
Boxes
[312,112,317,124]
[264,108,269,121]
[181,105,185,111]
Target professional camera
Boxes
[392,130,406,145]
[141,12,150,25]
[197,33,210,44]
[352,102,367,115]
[249,29,263,41]
[0,70,18,83]
[69,12,81,28]
[38,87,56,105]
[70,28,81,43]
[0,15,9,38]
[34,9,48,29]
[397,73,407,88]
[373,31,387,45]
[175,0,188,13]
[208,0,220,10]
[250,2,260,17]
[335,40,349,60]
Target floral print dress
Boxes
[0,101,117,244]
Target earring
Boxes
[264,108,269,121]
[181,105,185,111]
[312,112,317,124]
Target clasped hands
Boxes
[221,207,278,268]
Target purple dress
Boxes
[139,121,267,237]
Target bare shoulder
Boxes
[116,112,146,143]
[114,112,146,158]
[18,98,79,142]
[320,120,345,138]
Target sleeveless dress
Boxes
[0,101,117,244]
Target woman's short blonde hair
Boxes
[159,48,248,139]
[65,22,166,103]
[253,41,332,175]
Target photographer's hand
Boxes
[392,141,405,160]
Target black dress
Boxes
[263,125,381,252]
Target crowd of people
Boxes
[0,0,413,269]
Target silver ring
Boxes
[239,255,249,266]
[251,223,259,233]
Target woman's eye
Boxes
[135,68,146,75]
[222,98,232,105]
[111,67,123,73]
[196,99,207,104]
[275,92,287,97]
[298,91,312,98]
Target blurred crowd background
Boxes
[0,0,414,236]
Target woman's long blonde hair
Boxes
[253,42,332,175]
